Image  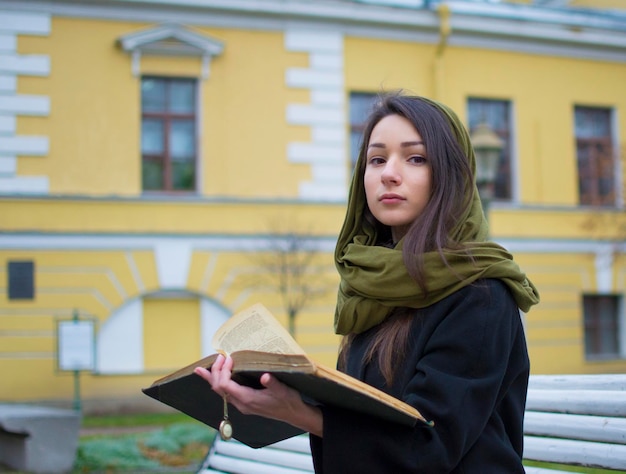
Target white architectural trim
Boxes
[0,9,51,35]
[0,176,49,193]
[0,75,15,93]
[96,299,144,374]
[0,53,50,76]
[0,116,15,134]
[2,0,625,62]
[0,8,51,195]
[200,299,230,356]
[0,156,17,175]
[0,95,50,115]
[154,240,193,289]
[284,29,347,201]
[118,22,224,78]
[0,33,16,51]
[0,135,48,155]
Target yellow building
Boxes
[1,0,625,410]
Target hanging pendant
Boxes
[219,395,233,441]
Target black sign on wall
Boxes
[8,261,35,300]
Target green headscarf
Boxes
[334,95,539,335]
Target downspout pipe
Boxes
[434,3,450,101]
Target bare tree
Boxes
[250,219,334,338]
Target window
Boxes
[141,77,197,192]
[8,261,34,300]
[349,92,378,170]
[583,294,622,360]
[575,106,615,207]
[468,98,512,200]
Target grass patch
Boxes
[524,460,625,473]
[81,412,191,429]
[73,413,215,473]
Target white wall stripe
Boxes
[0,94,50,116]
[0,11,51,35]
[299,181,348,201]
[284,30,343,52]
[0,75,16,93]
[311,126,344,143]
[0,34,16,52]
[0,135,48,155]
[310,162,347,183]
[200,253,219,294]
[0,176,49,193]
[200,299,230,356]
[96,299,143,374]
[286,104,343,126]
[0,155,16,175]
[310,90,343,106]
[38,287,113,311]
[284,29,346,201]
[125,252,146,293]
[309,53,343,70]
[154,241,193,289]
[287,142,344,164]
[0,116,15,134]
[0,54,50,76]
[285,68,343,89]
[595,247,615,293]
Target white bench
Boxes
[523,374,626,473]
[198,434,314,474]
[198,374,626,474]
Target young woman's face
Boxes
[364,114,432,242]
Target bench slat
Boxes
[215,441,314,471]
[528,374,626,391]
[524,411,626,444]
[526,389,626,417]
[268,434,312,453]
[524,435,626,470]
[206,453,313,474]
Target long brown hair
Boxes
[339,92,474,386]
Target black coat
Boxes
[310,279,529,474]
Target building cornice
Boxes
[1,0,625,60]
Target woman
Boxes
[195,92,540,473]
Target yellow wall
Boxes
[17,18,312,198]
[143,298,201,371]
[3,3,626,407]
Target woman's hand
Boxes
[194,354,323,437]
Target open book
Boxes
[142,303,431,448]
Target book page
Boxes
[213,303,306,356]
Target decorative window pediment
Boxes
[118,23,224,79]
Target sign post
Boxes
[57,310,96,412]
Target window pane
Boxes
[142,159,164,190]
[575,106,614,206]
[575,108,610,138]
[170,81,195,114]
[349,92,378,171]
[142,79,166,113]
[141,77,198,193]
[8,261,34,300]
[583,294,620,358]
[350,131,363,169]
[170,120,195,159]
[172,160,195,190]
[468,98,512,200]
[142,119,164,155]
[350,93,377,125]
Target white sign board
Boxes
[58,320,95,371]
